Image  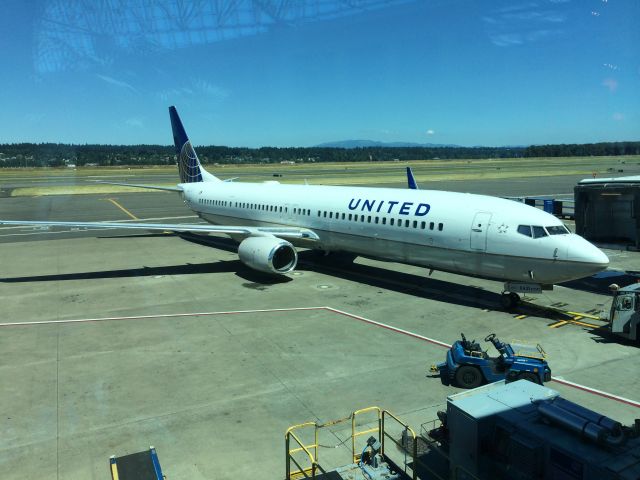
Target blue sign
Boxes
[348,198,430,216]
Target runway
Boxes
[1,168,639,479]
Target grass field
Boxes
[1,156,638,196]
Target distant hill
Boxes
[315,139,459,148]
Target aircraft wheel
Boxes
[500,292,521,310]
[518,372,541,384]
[454,365,483,389]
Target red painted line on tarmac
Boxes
[3,305,638,409]
[325,307,640,410]
[550,377,640,409]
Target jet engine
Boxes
[237,235,298,274]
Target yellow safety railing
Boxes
[285,421,325,480]
[351,406,382,463]
[382,410,419,480]
[287,406,428,479]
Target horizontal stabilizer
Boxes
[93,181,183,192]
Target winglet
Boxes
[169,106,219,183]
[407,166,419,190]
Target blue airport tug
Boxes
[433,333,551,389]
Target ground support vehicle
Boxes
[432,333,551,388]
[608,283,640,342]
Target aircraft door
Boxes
[470,212,492,251]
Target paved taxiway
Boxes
[1,173,639,479]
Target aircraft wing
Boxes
[0,220,320,240]
[94,181,183,192]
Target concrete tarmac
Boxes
[1,171,639,479]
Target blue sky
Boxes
[0,0,638,147]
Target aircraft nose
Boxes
[567,235,609,269]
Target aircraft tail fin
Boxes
[169,106,220,183]
[407,166,419,190]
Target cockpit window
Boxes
[532,226,548,238]
[546,225,570,235]
[517,225,532,237]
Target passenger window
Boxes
[382,218,386,225]
[517,225,532,237]
[375,217,379,224]
[438,223,443,231]
[429,222,434,230]
[421,221,425,229]
[348,213,352,220]
[390,218,395,226]
[413,220,417,228]
[532,226,547,238]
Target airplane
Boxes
[0,106,609,309]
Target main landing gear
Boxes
[500,292,521,310]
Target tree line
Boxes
[0,141,638,168]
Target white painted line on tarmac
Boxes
[325,306,452,348]
[550,377,640,409]
[325,307,640,409]
[2,305,637,409]
[0,306,328,327]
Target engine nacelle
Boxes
[237,236,298,274]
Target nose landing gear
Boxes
[500,291,521,310]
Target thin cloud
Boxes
[426,129,435,136]
[194,80,229,101]
[612,112,624,121]
[96,74,137,92]
[491,34,524,47]
[485,3,566,47]
[125,117,144,128]
[157,80,229,103]
[602,78,618,92]
[25,113,45,123]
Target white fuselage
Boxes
[180,181,608,285]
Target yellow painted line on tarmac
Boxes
[549,320,569,329]
[106,198,138,220]
[569,319,601,329]
[514,314,528,319]
[565,311,601,320]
